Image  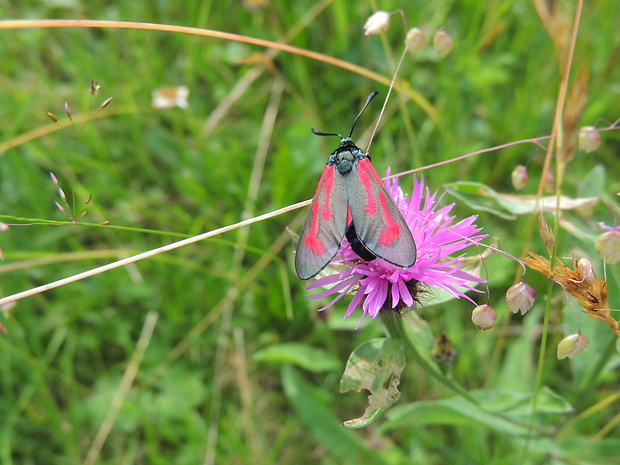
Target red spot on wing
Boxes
[357,159,378,215]
[321,169,335,221]
[377,189,401,247]
[303,168,337,256]
[304,200,327,255]
[366,161,386,184]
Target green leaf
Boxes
[383,387,572,435]
[552,437,620,463]
[579,164,606,199]
[445,181,599,218]
[384,396,529,436]
[339,338,406,428]
[445,181,517,219]
[252,342,340,372]
[477,387,573,415]
[498,194,599,215]
[558,211,601,242]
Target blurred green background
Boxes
[1,1,619,464]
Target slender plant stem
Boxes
[381,310,477,403]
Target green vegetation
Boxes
[1,1,619,464]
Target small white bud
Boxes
[576,258,594,284]
[506,281,536,315]
[511,165,529,190]
[471,304,497,330]
[433,30,453,57]
[557,332,589,359]
[405,27,426,53]
[595,230,620,264]
[363,11,391,36]
[578,126,601,153]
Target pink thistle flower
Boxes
[306,174,488,327]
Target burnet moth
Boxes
[295,91,417,280]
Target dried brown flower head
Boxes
[523,252,619,337]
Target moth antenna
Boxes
[311,128,342,138]
[348,90,379,138]
[311,90,378,139]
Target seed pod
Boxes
[511,165,529,190]
[506,281,536,315]
[55,201,66,214]
[49,172,59,186]
[557,332,589,359]
[100,97,114,109]
[433,30,453,57]
[405,27,426,53]
[578,126,601,153]
[471,303,497,330]
[595,229,620,264]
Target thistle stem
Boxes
[381,310,477,403]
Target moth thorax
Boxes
[334,153,355,175]
[332,143,363,176]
